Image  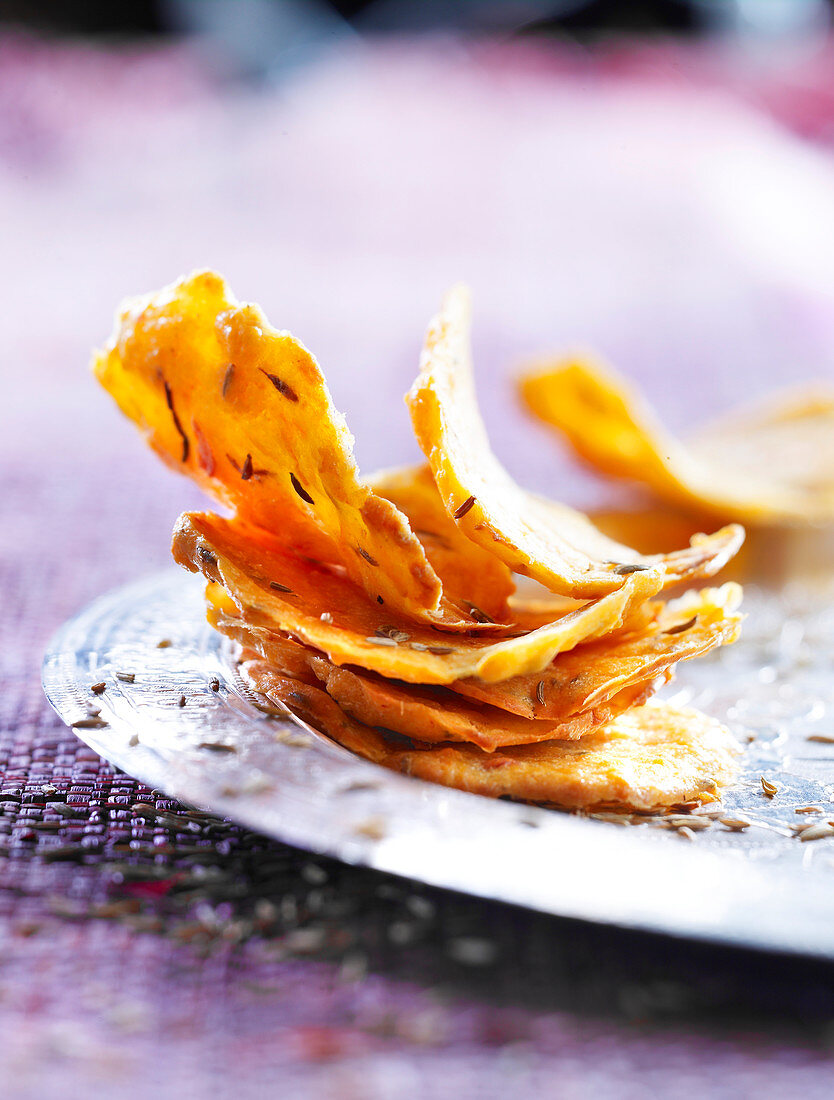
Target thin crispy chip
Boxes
[450,584,742,718]
[510,591,661,637]
[241,662,740,812]
[215,596,662,749]
[93,270,450,620]
[308,662,663,751]
[207,588,321,685]
[240,661,390,763]
[521,358,834,524]
[387,702,740,811]
[177,510,667,685]
[407,285,744,596]
[369,464,514,623]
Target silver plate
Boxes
[42,564,834,960]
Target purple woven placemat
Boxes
[4,31,834,1098]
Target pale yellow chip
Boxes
[178,510,667,685]
[406,285,744,597]
[521,357,834,525]
[241,659,740,813]
[450,584,742,718]
[93,270,449,621]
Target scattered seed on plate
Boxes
[760,777,778,798]
[807,734,834,744]
[354,817,386,840]
[589,812,632,826]
[719,816,751,832]
[209,678,220,692]
[798,822,834,842]
[91,682,106,695]
[71,717,108,730]
[178,695,186,708]
[795,806,822,814]
[156,638,172,649]
[275,730,313,748]
[198,742,236,753]
[677,826,697,841]
[338,779,382,794]
[116,672,135,684]
[665,814,711,830]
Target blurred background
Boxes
[4,0,834,574]
[6,8,834,1094]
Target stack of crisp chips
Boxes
[94,272,748,812]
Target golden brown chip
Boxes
[388,702,740,811]
[241,658,739,812]
[93,270,455,621]
[450,584,742,719]
[368,464,514,623]
[220,592,663,749]
[240,660,391,764]
[309,661,663,751]
[521,357,834,524]
[406,285,744,596]
[207,589,320,685]
[177,510,667,685]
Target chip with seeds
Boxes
[406,286,744,597]
[177,510,668,685]
[94,271,746,816]
[242,662,740,813]
[308,661,663,752]
[392,701,740,811]
[450,584,742,719]
[520,357,834,525]
[94,270,457,623]
[214,596,662,750]
[369,464,515,623]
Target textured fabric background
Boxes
[3,31,834,1098]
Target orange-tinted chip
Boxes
[450,584,742,719]
[407,286,744,598]
[240,660,391,764]
[177,510,668,685]
[369,464,514,623]
[521,357,834,524]
[386,702,740,811]
[241,659,739,813]
[213,592,663,750]
[309,661,663,751]
[93,270,451,621]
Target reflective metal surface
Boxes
[42,564,834,959]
